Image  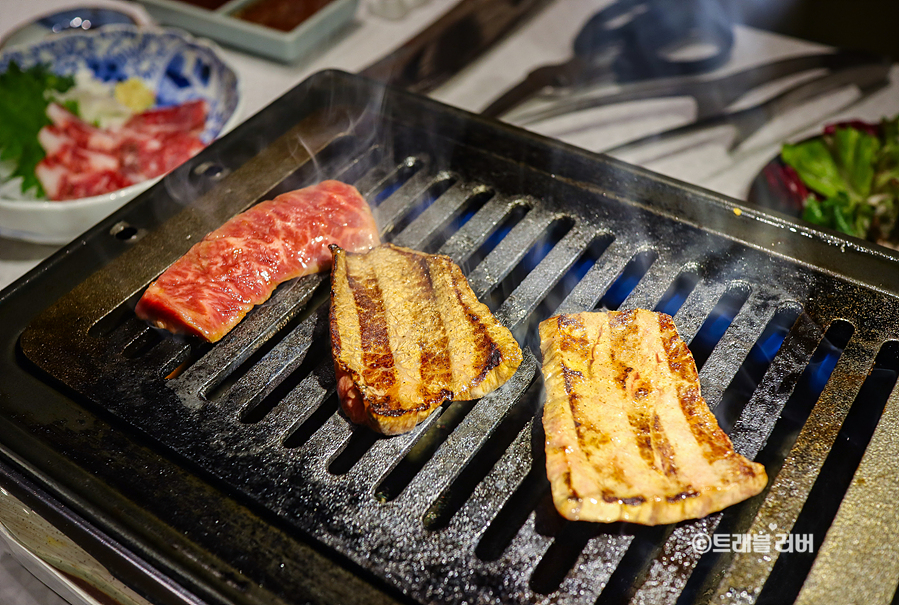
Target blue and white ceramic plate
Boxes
[0,25,243,244]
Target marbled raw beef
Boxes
[136,180,380,342]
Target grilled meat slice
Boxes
[330,243,523,435]
[540,310,768,525]
[136,180,379,342]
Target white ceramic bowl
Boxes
[0,25,242,244]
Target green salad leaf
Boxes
[0,62,76,197]
[876,115,899,191]
[781,115,899,244]
[782,139,844,198]
[834,127,879,198]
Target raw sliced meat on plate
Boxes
[122,99,207,135]
[35,100,208,201]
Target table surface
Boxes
[0,0,897,603]
[0,550,69,605]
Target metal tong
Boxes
[481,0,735,118]
[599,52,892,156]
[508,51,886,125]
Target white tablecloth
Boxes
[0,0,897,602]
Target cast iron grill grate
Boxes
[17,71,899,605]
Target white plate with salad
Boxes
[748,115,899,249]
[0,24,242,244]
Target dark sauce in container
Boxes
[174,0,231,9]
[232,0,335,31]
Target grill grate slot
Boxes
[422,188,496,254]
[474,466,549,562]
[421,352,542,530]
[707,319,866,603]
[554,239,640,313]
[238,317,328,424]
[453,200,531,272]
[691,289,779,417]
[467,209,565,300]
[283,393,339,449]
[373,161,437,232]
[140,337,199,380]
[322,143,385,192]
[688,284,753,372]
[715,306,802,433]
[392,180,488,252]
[524,233,615,351]
[670,276,734,344]
[596,249,659,311]
[88,291,145,338]
[617,256,690,313]
[301,407,358,471]
[366,155,423,204]
[594,525,671,605]
[120,324,164,359]
[374,398,479,502]
[438,420,552,564]
[654,268,702,316]
[388,175,458,238]
[483,216,576,314]
[328,428,386,476]
[168,274,323,404]
[794,355,899,604]
[390,350,538,516]
[209,284,328,408]
[340,408,460,488]
[656,320,854,605]
[530,520,608,596]
[754,320,855,479]
[496,223,601,336]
